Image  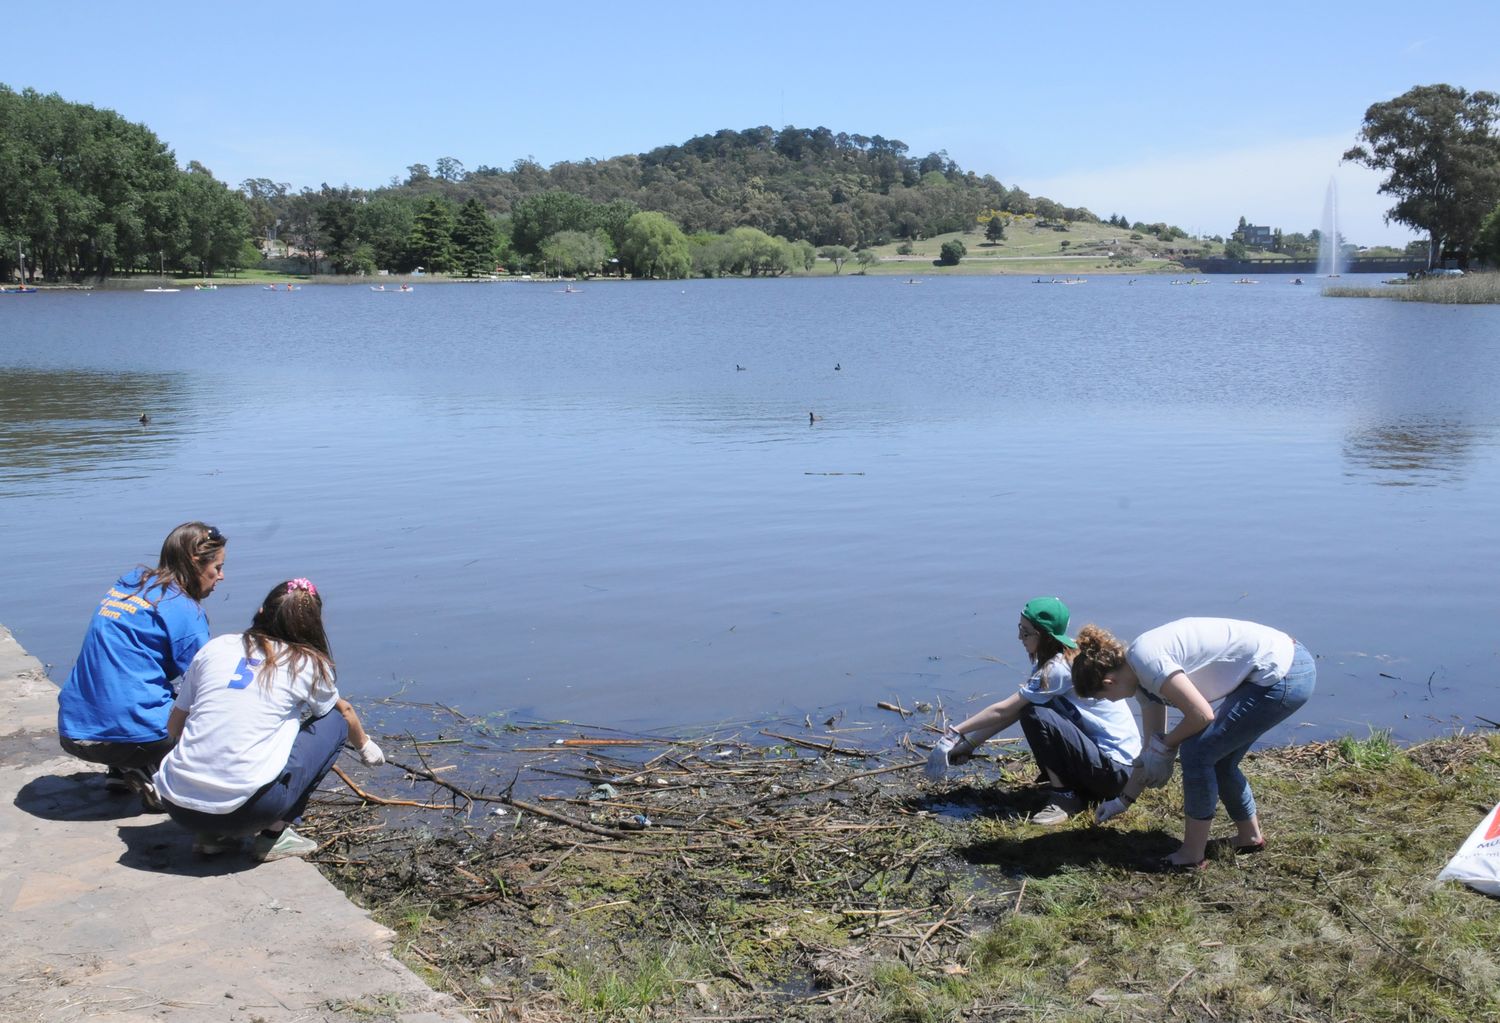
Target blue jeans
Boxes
[163,710,348,837]
[1178,642,1315,822]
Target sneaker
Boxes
[924,728,972,780]
[120,767,164,813]
[1031,790,1084,826]
[104,767,132,793]
[192,833,240,856]
[252,827,318,862]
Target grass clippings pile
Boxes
[302,714,1500,1023]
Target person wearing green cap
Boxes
[926,597,1141,825]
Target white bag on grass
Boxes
[1437,801,1500,896]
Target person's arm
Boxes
[166,707,189,742]
[337,698,385,765]
[952,692,1028,748]
[1157,671,1215,747]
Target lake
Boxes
[2,274,1497,745]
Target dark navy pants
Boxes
[1018,702,1130,802]
[163,710,348,837]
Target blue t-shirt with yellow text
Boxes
[57,569,210,743]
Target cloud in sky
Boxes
[1023,135,1419,247]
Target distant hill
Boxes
[387,125,1104,249]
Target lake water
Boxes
[2,275,1497,745]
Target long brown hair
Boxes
[135,522,226,602]
[243,579,335,691]
[1069,624,1128,698]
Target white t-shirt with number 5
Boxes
[154,632,340,813]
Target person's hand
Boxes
[1095,795,1133,824]
[923,728,972,780]
[357,738,385,766]
[1138,733,1176,788]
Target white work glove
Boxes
[1095,795,1134,824]
[1137,733,1177,789]
[924,727,973,780]
[357,738,385,766]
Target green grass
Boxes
[1324,271,1500,303]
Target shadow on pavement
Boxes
[13,771,157,822]
[115,820,261,877]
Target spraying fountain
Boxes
[1318,177,1343,277]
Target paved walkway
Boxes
[0,625,470,1023]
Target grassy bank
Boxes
[306,719,1500,1022]
[1324,272,1500,304]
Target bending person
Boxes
[153,578,385,861]
[1071,617,1315,872]
[927,597,1141,825]
[58,522,228,801]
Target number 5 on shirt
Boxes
[227,657,262,689]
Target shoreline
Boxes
[0,624,468,1023]
[7,619,1497,1021]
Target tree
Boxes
[985,216,1007,244]
[619,211,691,278]
[1474,201,1500,266]
[408,197,456,272]
[540,229,606,277]
[854,249,879,273]
[434,156,467,183]
[509,191,596,256]
[937,239,966,265]
[818,244,852,273]
[1224,239,1248,261]
[451,198,498,276]
[178,162,251,277]
[317,190,364,274]
[1344,84,1500,266]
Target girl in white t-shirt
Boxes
[1070,618,1316,872]
[154,578,385,861]
[925,597,1141,825]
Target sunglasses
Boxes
[206,526,227,544]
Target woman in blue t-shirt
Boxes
[57,522,228,801]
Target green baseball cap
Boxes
[1022,596,1077,649]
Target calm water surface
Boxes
[2,275,1497,743]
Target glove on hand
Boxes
[1095,796,1132,824]
[358,738,386,766]
[1138,733,1177,789]
[923,728,973,780]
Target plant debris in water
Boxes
[299,700,1500,1022]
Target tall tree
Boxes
[1344,84,1500,266]
[179,162,251,277]
[451,198,498,276]
[408,197,456,272]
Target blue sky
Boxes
[5,2,1496,245]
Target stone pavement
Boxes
[0,625,471,1023]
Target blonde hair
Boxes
[1070,624,1127,697]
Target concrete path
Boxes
[0,625,470,1023]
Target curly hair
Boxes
[1070,624,1128,697]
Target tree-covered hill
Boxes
[395,125,1098,250]
[1,83,1118,282]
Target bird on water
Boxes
[137,412,150,424]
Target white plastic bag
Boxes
[1437,801,1500,896]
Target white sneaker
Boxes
[1031,790,1084,826]
[252,827,318,862]
[924,729,971,780]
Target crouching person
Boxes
[153,579,385,861]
